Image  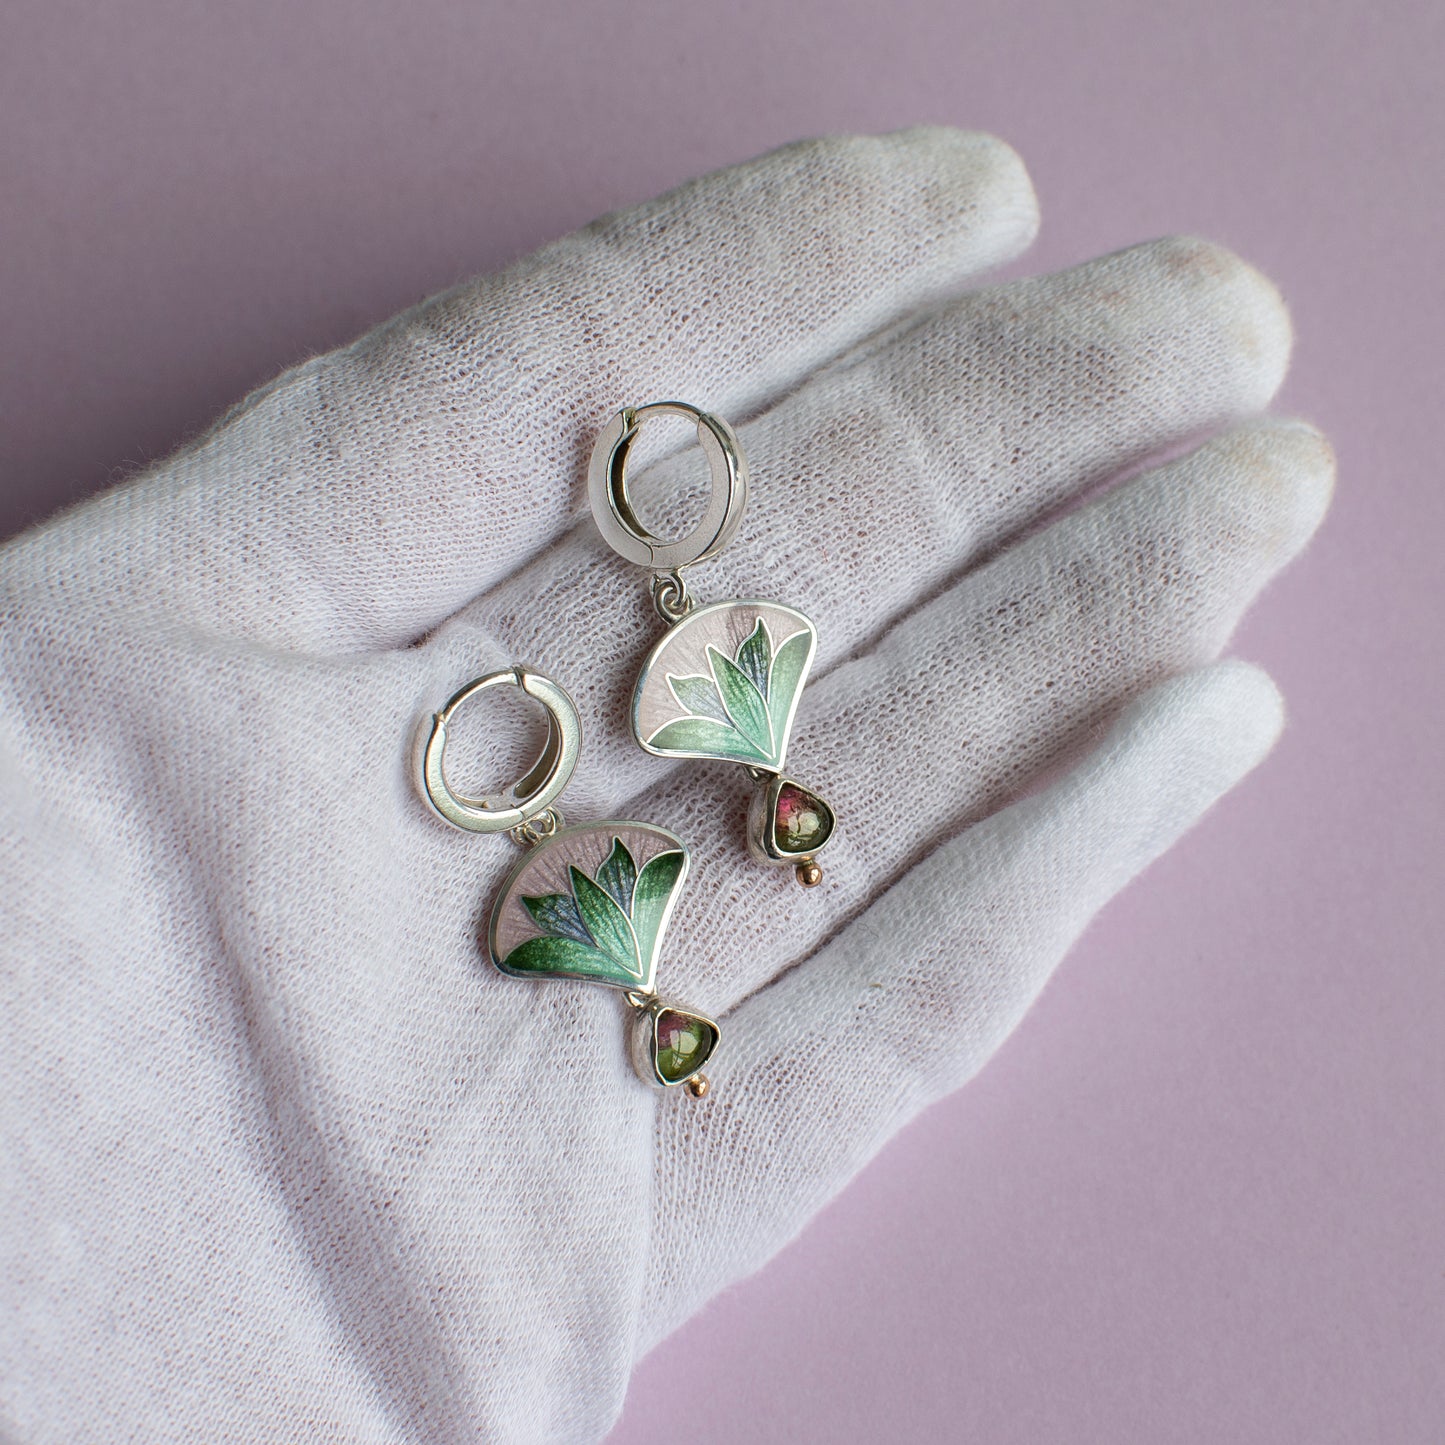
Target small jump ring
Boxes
[418,667,580,834]
[587,402,749,574]
[510,807,565,848]
[650,569,694,623]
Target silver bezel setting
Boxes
[746,773,836,866]
[627,997,721,1089]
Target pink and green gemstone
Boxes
[773,781,833,855]
[653,1008,719,1084]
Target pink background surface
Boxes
[4,2,1441,1440]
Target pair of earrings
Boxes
[416,403,834,1097]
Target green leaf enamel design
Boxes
[736,618,771,699]
[645,607,815,771]
[594,837,637,914]
[645,715,774,767]
[522,892,590,945]
[501,934,642,989]
[667,673,731,725]
[497,835,688,992]
[570,867,638,977]
[708,646,773,757]
[765,629,813,761]
[629,848,687,970]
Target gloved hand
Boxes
[0,127,1332,1443]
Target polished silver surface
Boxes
[587,401,749,574]
[418,666,581,834]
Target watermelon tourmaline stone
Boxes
[773,781,834,855]
[654,1008,717,1084]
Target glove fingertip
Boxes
[882,124,1040,237]
[1086,662,1285,867]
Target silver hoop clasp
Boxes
[418,667,580,834]
[587,402,749,575]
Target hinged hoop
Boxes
[418,667,580,834]
[587,402,749,575]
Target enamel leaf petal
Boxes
[595,837,638,914]
[498,935,642,989]
[667,673,731,724]
[708,646,774,759]
[645,716,773,766]
[521,892,591,945]
[765,628,814,770]
[736,618,772,700]
[629,848,687,977]
[570,866,641,980]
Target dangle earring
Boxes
[416,666,718,1096]
[588,402,834,887]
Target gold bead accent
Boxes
[795,859,823,887]
[684,1074,710,1099]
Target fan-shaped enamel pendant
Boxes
[589,403,836,886]
[489,822,718,1091]
[417,667,717,1096]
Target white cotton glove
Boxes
[0,127,1332,1443]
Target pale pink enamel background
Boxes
[4,3,1441,1440]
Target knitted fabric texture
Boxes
[0,128,1330,1443]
